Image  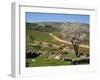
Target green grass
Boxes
[26,31,63,46]
[26,51,76,67]
[27,31,54,42]
[66,52,76,59]
[26,31,77,67]
[26,55,71,67]
[52,32,63,39]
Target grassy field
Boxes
[26,30,89,67]
[26,31,64,47]
[27,31,54,42]
[26,56,72,67]
[26,31,89,52]
[26,51,76,67]
[52,32,63,39]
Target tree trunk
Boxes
[74,45,80,57]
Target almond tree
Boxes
[61,23,87,57]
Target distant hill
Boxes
[26,22,60,32]
[26,22,89,33]
[26,22,89,45]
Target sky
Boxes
[26,12,90,24]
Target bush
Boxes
[63,51,68,54]
[72,57,90,65]
[26,49,41,58]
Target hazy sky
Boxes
[26,12,89,24]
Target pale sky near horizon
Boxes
[26,12,90,24]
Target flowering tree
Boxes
[61,23,87,57]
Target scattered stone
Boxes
[32,59,36,62]
[54,54,61,60]
[72,57,90,65]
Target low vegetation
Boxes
[26,22,90,67]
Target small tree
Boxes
[70,34,80,57]
[61,23,87,57]
[30,35,35,41]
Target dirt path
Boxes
[49,33,89,48]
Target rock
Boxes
[32,59,36,62]
[72,57,90,65]
[54,54,61,60]
[42,42,48,45]
[33,41,40,45]
[52,44,59,48]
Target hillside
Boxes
[26,22,89,32]
[26,22,89,45]
[26,22,90,67]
